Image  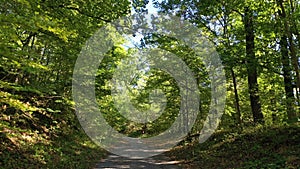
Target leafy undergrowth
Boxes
[166,124,300,169]
[0,88,107,169]
[0,125,106,169]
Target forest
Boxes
[0,0,299,168]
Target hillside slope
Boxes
[167,124,300,169]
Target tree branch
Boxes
[231,9,244,18]
[57,5,112,23]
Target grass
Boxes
[0,121,107,169]
[0,95,107,169]
[166,124,300,169]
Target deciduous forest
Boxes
[0,0,299,168]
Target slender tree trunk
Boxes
[270,89,278,123]
[230,67,242,125]
[244,7,264,124]
[222,7,242,126]
[280,36,297,122]
[185,68,189,134]
[278,0,299,122]
[286,13,300,114]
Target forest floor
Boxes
[93,124,300,169]
[1,119,300,169]
[0,126,107,169]
[165,124,300,169]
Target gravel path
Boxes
[94,153,182,169]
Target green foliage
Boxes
[1,0,300,168]
[167,124,300,168]
[156,0,300,124]
[0,0,131,168]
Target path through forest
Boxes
[94,135,183,168]
[94,153,182,169]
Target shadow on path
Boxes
[94,154,182,169]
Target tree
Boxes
[154,0,300,125]
[244,6,264,123]
[277,0,299,122]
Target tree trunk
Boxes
[230,67,242,125]
[280,36,297,122]
[278,0,299,122]
[244,7,264,124]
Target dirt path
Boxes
[94,153,182,169]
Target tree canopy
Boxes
[0,0,299,168]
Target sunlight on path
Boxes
[94,154,182,169]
